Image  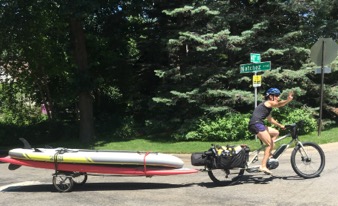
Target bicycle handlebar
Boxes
[284,124,296,129]
[283,120,305,139]
[284,120,304,129]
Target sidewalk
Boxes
[318,142,338,151]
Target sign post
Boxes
[240,56,271,108]
[240,53,270,140]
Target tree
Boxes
[0,0,158,142]
[69,17,94,143]
[148,0,338,137]
[1,0,338,143]
[0,0,70,123]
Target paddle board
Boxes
[9,148,184,168]
[0,156,198,176]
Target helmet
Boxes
[266,88,281,96]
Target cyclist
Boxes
[248,88,293,174]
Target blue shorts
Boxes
[248,123,266,134]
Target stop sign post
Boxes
[310,38,338,135]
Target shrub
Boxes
[179,107,317,142]
[182,113,252,141]
[272,106,317,135]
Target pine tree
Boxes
[149,0,338,137]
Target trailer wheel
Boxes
[52,173,74,192]
[72,172,87,185]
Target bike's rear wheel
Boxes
[208,168,244,186]
[291,142,325,178]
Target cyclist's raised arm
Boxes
[270,91,293,108]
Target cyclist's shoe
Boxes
[259,166,272,175]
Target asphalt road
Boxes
[1,142,337,206]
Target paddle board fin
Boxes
[19,138,32,149]
[8,164,21,170]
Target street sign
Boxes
[315,67,331,74]
[240,61,271,73]
[310,38,338,66]
[253,75,261,87]
[310,38,338,136]
[250,53,261,63]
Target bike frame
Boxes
[246,130,304,169]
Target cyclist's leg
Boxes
[256,130,273,172]
[267,126,279,140]
[267,126,279,156]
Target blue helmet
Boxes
[266,88,281,96]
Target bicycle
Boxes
[191,121,326,186]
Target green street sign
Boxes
[250,53,261,63]
[240,61,271,73]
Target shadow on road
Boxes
[198,173,309,188]
[274,175,309,181]
[2,182,197,193]
[196,174,274,188]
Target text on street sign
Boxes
[240,61,271,73]
[250,53,261,63]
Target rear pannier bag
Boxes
[191,152,207,166]
[229,149,247,168]
[216,145,249,169]
[216,152,232,168]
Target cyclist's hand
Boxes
[280,124,286,130]
[288,91,294,101]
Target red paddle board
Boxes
[0,156,198,176]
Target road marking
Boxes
[0,181,42,191]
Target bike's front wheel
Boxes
[291,142,325,178]
[208,168,244,186]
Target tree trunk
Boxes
[70,18,94,144]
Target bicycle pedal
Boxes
[252,156,259,163]
[246,166,260,173]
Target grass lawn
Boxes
[4,126,337,154]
